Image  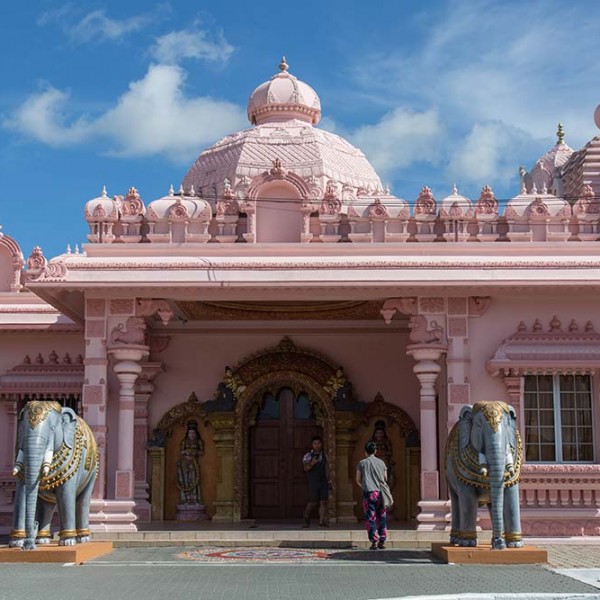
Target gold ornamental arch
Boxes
[225,337,348,520]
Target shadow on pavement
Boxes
[327,549,443,564]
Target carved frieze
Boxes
[487,317,600,376]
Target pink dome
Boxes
[247,57,321,126]
[440,185,473,219]
[84,187,119,222]
[147,185,211,222]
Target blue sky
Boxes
[1,0,599,258]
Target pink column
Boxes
[133,362,162,522]
[82,298,109,502]
[109,346,148,500]
[407,343,447,530]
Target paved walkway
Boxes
[1,545,600,599]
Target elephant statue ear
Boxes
[15,407,26,450]
[61,407,78,449]
[458,405,473,449]
[507,404,519,445]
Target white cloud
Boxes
[348,0,600,187]
[446,121,537,185]
[351,108,443,176]
[96,64,246,161]
[5,65,247,163]
[38,7,163,43]
[4,85,91,146]
[150,21,234,65]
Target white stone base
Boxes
[416,499,449,530]
[89,499,138,532]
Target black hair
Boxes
[365,441,377,455]
[311,435,322,443]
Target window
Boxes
[524,374,594,462]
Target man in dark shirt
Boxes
[302,435,330,527]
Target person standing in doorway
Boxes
[356,441,388,549]
[302,435,330,528]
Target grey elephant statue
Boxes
[445,401,523,550]
[9,400,98,550]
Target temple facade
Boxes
[2,59,600,536]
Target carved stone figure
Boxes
[408,315,445,344]
[176,420,206,520]
[10,401,98,550]
[445,401,523,549]
[110,316,147,345]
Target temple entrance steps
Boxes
[89,522,450,548]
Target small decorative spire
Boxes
[168,184,174,196]
[66,244,71,254]
[452,183,458,195]
[557,122,565,145]
[279,56,289,72]
[101,185,107,198]
[189,184,196,196]
[178,184,185,195]
[74,244,80,254]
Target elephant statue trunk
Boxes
[484,435,508,550]
[23,434,47,550]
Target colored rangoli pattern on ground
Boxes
[179,547,330,562]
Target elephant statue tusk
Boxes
[13,449,24,476]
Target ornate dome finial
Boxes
[101,185,108,198]
[279,56,289,72]
[557,122,565,145]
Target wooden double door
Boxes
[249,388,321,519]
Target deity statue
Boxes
[371,420,395,490]
[175,420,207,520]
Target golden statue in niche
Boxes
[175,419,207,520]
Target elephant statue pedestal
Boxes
[445,401,524,550]
[431,542,548,564]
[0,541,114,563]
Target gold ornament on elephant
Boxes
[473,401,510,433]
[26,401,62,429]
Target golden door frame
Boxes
[230,338,341,521]
[234,371,336,520]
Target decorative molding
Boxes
[0,351,84,398]
[25,247,67,282]
[155,392,207,436]
[362,392,418,439]
[380,298,417,324]
[468,296,492,317]
[56,257,600,272]
[487,317,600,376]
[136,299,174,326]
[177,300,383,321]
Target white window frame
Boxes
[523,373,595,464]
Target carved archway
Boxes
[229,337,348,520]
[154,394,217,521]
[354,392,421,521]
